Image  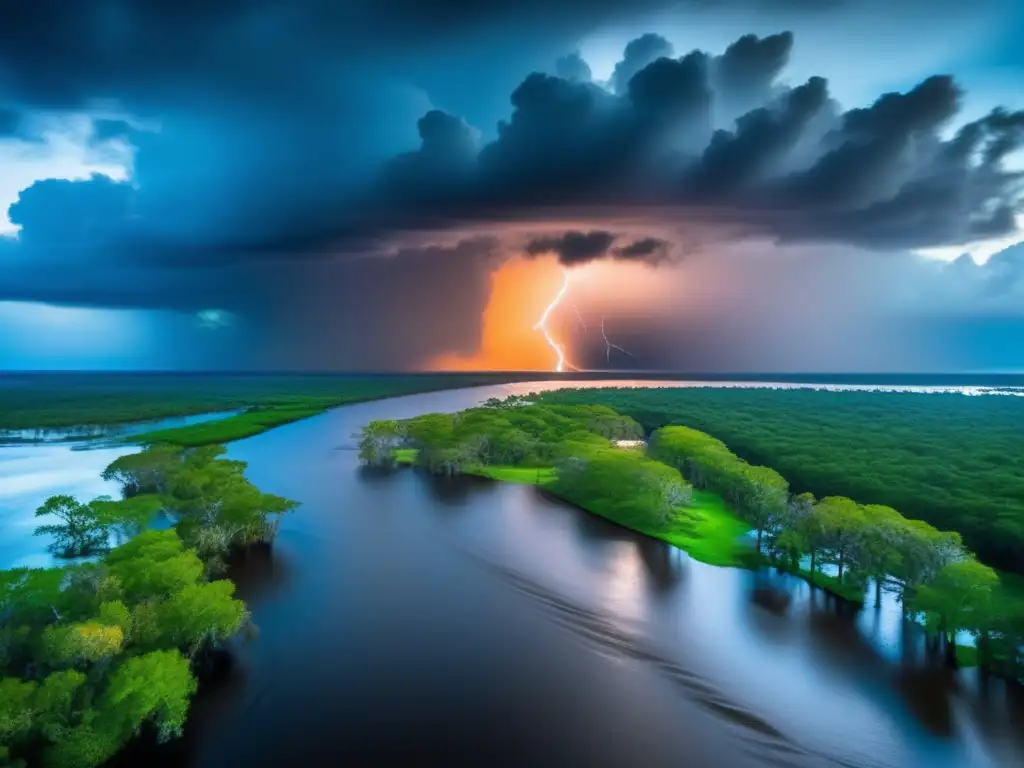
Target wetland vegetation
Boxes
[0,373,531,442]
[1,444,297,768]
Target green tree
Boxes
[96,602,132,640]
[769,492,815,569]
[33,670,87,742]
[737,466,788,554]
[44,719,120,768]
[852,505,906,604]
[104,531,204,603]
[0,678,36,745]
[156,581,246,656]
[101,447,180,496]
[90,496,164,546]
[911,559,1000,667]
[357,419,404,467]
[798,497,830,577]
[894,521,964,607]
[164,451,297,550]
[101,650,197,742]
[42,623,124,668]
[34,496,108,558]
[815,497,865,584]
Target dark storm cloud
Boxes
[90,119,137,145]
[0,107,20,136]
[7,175,135,253]
[524,230,674,266]
[780,75,962,208]
[613,237,674,264]
[0,0,1022,371]
[525,230,618,265]
[711,32,794,119]
[610,33,675,94]
[379,32,1021,251]
[555,52,593,83]
[687,76,829,197]
[0,106,42,142]
[0,234,505,370]
[4,22,1021,270]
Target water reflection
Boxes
[634,536,685,595]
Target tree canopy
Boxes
[3,441,293,767]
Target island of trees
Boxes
[360,399,1023,683]
[1,445,297,768]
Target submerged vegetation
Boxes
[2,445,297,767]
[362,399,1024,682]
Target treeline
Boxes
[359,402,644,476]
[529,387,1024,575]
[1,446,298,767]
[649,426,1022,676]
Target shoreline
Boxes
[394,452,866,605]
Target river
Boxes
[5,381,1024,766]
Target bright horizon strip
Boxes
[533,267,573,372]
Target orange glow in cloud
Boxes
[431,251,683,372]
[432,256,568,371]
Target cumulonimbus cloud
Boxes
[0,6,1021,371]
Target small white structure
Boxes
[613,439,645,448]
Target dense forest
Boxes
[530,387,1024,575]
[362,400,1024,682]
[0,445,297,768]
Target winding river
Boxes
[5,381,1024,767]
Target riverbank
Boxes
[400,455,883,604]
[395,448,859,597]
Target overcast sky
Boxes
[1,0,1023,372]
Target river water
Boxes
[0,410,239,569]
[4,381,1023,766]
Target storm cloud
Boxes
[380,41,1022,251]
[0,0,1022,371]
[524,231,674,266]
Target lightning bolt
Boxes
[572,303,588,331]
[534,268,576,372]
[601,315,636,365]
